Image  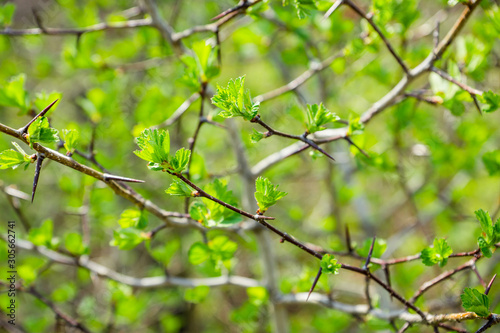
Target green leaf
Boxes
[247,286,269,306]
[134,128,170,166]
[168,147,191,173]
[478,236,492,258]
[61,129,79,154]
[180,40,220,90]
[0,3,16,26]
[208,235,238,270]
[189,201,210,226]
[27,116,59,145]
[134,128,191,173]
[110,228,147,250]
[188,236,238,270]
[150,239,180,267]
[0,73,28,111]
[188,242,211,265]
[118,209,148,229]
[460,287,490,317]
[347,114,365,136]
[475,209,493,242]
[254,177,287,213]
[28,219,56,249]
[479,90,500,113]
[184,285,210,304]
[421,238,453,267]
[320,254,342,275]
[293,0,317,19]
[305,103,339,133]
[64,232,88,255]
[166,179,195,197]
[0,147,29,170]
[483,150,500,176]
[356,238,387,259]
[250,129,265,143]
[211,76,260,121]
[202,179,242,226]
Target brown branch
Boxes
[431,66,483,95]
[344,0,409,73]
[0,18,152,36]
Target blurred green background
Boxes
[0,0,500,332]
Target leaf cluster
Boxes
[421,238,453,267]
[254,177,287,213]
[134,128,191,173]
[188,235,238,272]
[211,76,260,121]
[475,209,500,258]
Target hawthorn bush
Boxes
[1,0,500,332]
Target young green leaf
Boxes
[64,232,88,256]
[421,238,453,267]
[479,90,500,113]
[475,209,493,241]
[202,179,242,226]
[134,128,170,166]
[293,0,317,19]
[27,116,59,145]
[168,147,191,173]
[305,103,339,133]
[166,179,195,197]
[482,150,500,176]
[347,114,365,136]
[460,287,490,317]
[188,236,238,271]
[61,129,79,154]
[0,73,28,111]
[189,202,210,226]
[474,209,499,257]
[208,235,238,270]
[320,254,342,275]
[211,76,260,121]
[188,242,211,265]
[28,219,57,249]
[478,236,493,258]
[180,40,219,90]
[0,144,31,169]
[250,129,265,143]
[110,228,147,250]
[118,209,148,229]
[134,128,191,173]
[357,238,387,259]
[0,3,16,26]
[184,285,210,304]
[254,177,287,213]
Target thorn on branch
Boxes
[102,173,145,183]
[20,99,59,135]
[345,225,353,253]
[32,153,45,203]
[345,136,370,158]
[384,265,393,301]
[307,267,323,301]
[364,236,376,270]
[485,274,497,295]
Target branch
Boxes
[9,237,260,289]
[0,122,193,228]
[278,292,499,326]
[0,18,151,36]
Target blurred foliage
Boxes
[0,0,499,332]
